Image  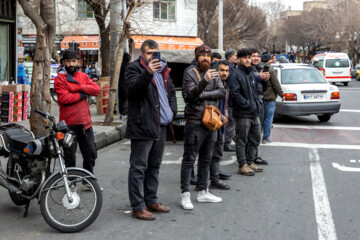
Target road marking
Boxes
[162,156,237,165]
[332,163,360,172]
[162,157,182,165]
[309,148,337,240]
[350,160,356,163]
[261,142,360,150]
[340,109,360,113]
[273,124,360,131]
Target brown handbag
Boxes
[192,67,223,131]
[202,105,223,131]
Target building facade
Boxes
[19,0,199,66]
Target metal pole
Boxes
[123,0,129,53]
[218,0,223,51]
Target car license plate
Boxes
[303,94,324,100]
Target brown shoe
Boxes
[147,203,170,213]
[132,209,156,220]
[238,164,255,176]
[249,163,263,172]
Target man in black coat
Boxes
[118,52,131,119]
[228,48,263,176]
[125,40,177,220]
[180,45,226,210]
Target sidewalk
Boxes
[16,101,127,150]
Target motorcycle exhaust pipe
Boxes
[0,169,22,195]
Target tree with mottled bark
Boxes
[17,0,56,136]
[104,0,145,125]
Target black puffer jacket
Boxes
[228,65,262,118]
[125,57,177,141]
[183,65,226,125]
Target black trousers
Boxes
[181,124,216,193]
[64,126,97,174]
[128,126,167,212]
[210,131,224,183]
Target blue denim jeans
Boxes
[263,101,276,139]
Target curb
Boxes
[94,122,127,150]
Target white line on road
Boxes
[273,124,360,131]
[309,148,337,240]
[261,142,360,150]
[332,163,360,172]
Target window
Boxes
[325,59,350,68]
[78,0,94,19]
[153,0,176,20]
[281,69,326,84]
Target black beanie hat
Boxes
[63,50,79,60]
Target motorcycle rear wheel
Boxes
[40,170,102,233]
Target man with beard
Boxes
[54,49,100,186]
[180,45,226,210]
[228,48,263,176]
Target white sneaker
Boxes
[197,189,222,203]
[180,192,194,210]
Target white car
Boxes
[272,63,341,122]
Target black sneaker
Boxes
[254,157,268,165]
[209,181,230,190]
[224,145,236,152]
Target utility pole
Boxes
[123,0,129,53]
[110,0,122,84]
[218,0,223,51]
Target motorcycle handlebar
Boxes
[35,110,54,120]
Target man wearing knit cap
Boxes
[54,49,100,186]
[180,44,226,210]
[223,49,237,152]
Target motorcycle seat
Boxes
[4,128,35,152]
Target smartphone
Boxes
[263,65,270,72]
[152,52,161,61]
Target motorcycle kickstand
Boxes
[23,200,30,218]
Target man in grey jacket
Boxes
[180,45,226,210]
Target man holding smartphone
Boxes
[180,45,226,210]
[125,39,177,220]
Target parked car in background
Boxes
[311,52,351,86]
[272,63,341,122]
[50,64,59,102]
[352,64,360,81]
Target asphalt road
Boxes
[0,79,360,240]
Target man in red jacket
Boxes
[54,50,100,181]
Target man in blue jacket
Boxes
[125,40,177,220]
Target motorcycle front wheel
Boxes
[40,169,103,233]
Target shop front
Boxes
[60,35,99,69]
[0,0,16,83]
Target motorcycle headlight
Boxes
[63,133,74,147]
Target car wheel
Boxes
[343,82,349,86]
[317,114,331,122]
[356,75,360,81]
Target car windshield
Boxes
[325,59,349,68]
[318,59,324,68]
[281,69,327,84]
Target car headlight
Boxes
[63,133,74,147]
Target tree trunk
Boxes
[100,29,111,76]
[104,0,139,125]
[18,0,56,137]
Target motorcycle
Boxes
[0,110,103,233]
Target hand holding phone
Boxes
[263,65,270,72]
